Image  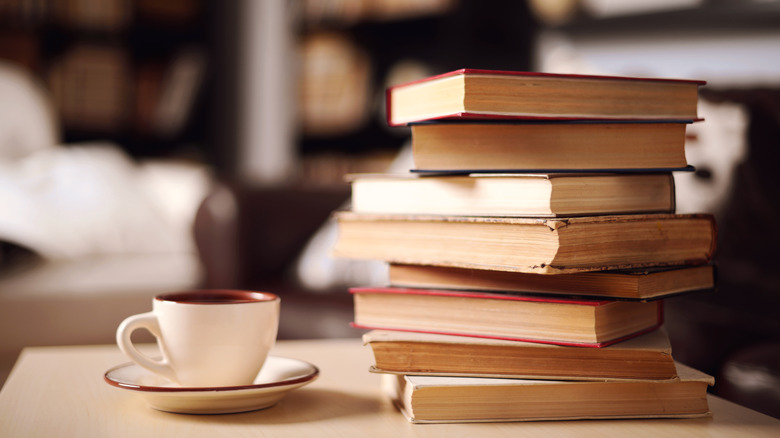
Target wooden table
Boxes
[1,338,778,437]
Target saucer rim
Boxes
[104,356,319,393]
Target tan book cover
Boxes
[334,212,717,274]
[349,173,676,217]
[409,123,690,172]
[388,264,715,300]
[387,69,703,126]
[351,287,662,347]
[364,328,677,381]
[382,362,713,423]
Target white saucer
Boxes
[104,356,319,414]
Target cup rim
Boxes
[155,290,278,304]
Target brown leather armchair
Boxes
[193,181,356,339]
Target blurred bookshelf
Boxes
[1,1,539,185]
[532,0,780,88]
[280,0,538,187]
[0,0,208,160]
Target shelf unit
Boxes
[0,0,210,160]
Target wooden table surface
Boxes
[1,338,778,437]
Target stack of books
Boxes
[333,69,717,423]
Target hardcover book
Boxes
[350,287,663,347]
[333,212,717,274]
[409,121,691,172]
[349,172,676,217]
[386,69,705,126]
[387,264,715,300]
[382,362,713,423]
[364,328,677,380]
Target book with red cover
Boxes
[386,69,705,127]
[350,287,663,348]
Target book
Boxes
[299,32,372,136]
[364,328,677,380]
[409,121,691,172]
[349,172,675,217]
[48,44,131,131]
[386,69,705,126]
[350,287,663,347]
[382,362,713,423]
[152,48,206,137]
[333,212,716,274]
[388,264,715,300]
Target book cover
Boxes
[363,328,678,380]
[350,287,663,347]
[408,121,691,172]
[334,212,717,274]
[349,172,676,217]
[386,69,705,126]
[387,264,716,300]
[382,361,713,423]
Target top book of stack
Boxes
[386,69,705,127]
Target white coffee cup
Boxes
[116,290,280,387]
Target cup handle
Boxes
[116,312,178,384]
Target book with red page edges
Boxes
[386,69,705,127]
[350,287,664,348]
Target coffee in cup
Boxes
[116,290,279,387]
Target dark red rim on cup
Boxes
[155,290,278,304]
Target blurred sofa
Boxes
[0,146,211,385]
